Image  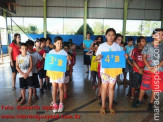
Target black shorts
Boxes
[19,77,34,89]
[38,68,46,79]
[33,73,40,88]
[84,51,91,65]
[10,61,17,73]
[131,72,142,88]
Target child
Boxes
[134,28,163,112]
[34,39,46,94]
[69,43,76,78]
[114,33,124,84]
[96,28,122,115]
[123,37,134,85]
[45,36,70,113]
[63,44,71,99]
[26,40,43,100]
[86,43,100,90]
[46,37,54,49]
[16,43,33,105]
[130,36,146,101]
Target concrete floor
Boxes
[0,55,162,122]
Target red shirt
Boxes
[131,47,145,72]
[33,48,45,69]
[9,43,21,61]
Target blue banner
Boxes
[101,51,126,68]
[44,54,67,72]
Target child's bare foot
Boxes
[100,108,105,115]
[18,98,26,106]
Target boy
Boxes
[26,40,43,100]
[34,39,46,94]
[123,37,134,85]
[130,36,146,101]
[134,28,163,112]
[16,43,33,105]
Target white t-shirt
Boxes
[17,54,32,78]
[49,49,68,56]
[96,42,121,73]
[27,51,43,73]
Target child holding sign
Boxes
[96,28,122,115]
[44,36,69,113]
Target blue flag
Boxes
[101,51,126,68]
[44,53,67,72]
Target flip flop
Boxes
[110,109,116,114]
[100,108,105,115]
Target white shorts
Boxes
[50,75,65,84]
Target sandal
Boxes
[27,99,33,106]
[16,97,22,102]
[100,108,105,115]
[18,98,26,106]
[109,108,116,114]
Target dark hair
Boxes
[70,43,76,47]
[121,41,124,45]
[93,42,100,47]
[40,38,46,43]
[35,38,40,43]
[20,43,27,47]
[46,37,52,43]
[95,36,103,43]
[63,43,69,49]
[127,37,134,42]
[26,39,34,46]
[12,33,20,44]
[114,33,123,41]
[105,28,116,35]
[137,36,145,44]
[152,28,163,34]
[54,36,63,43]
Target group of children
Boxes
[14,36,76,113]
[86,28,163,115]
[12,27,163,114]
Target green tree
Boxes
[139,21,160,36]
[75,24,94,35]
[93,22,104,35]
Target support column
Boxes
[122,0,128,43]
[84,0,88,40]
[43,0,47,38]
[161,1,163,28]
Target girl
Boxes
[96,28,122,115]
[114,33,124,85]
[34,39,46,94]
[45,36,70,113]
[9,33,21,90]
[86,43,100,90]
[63,44,71,99]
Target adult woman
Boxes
[9,33,21,90]
[83,33,93,73]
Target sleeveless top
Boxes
[17,54,32,78]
